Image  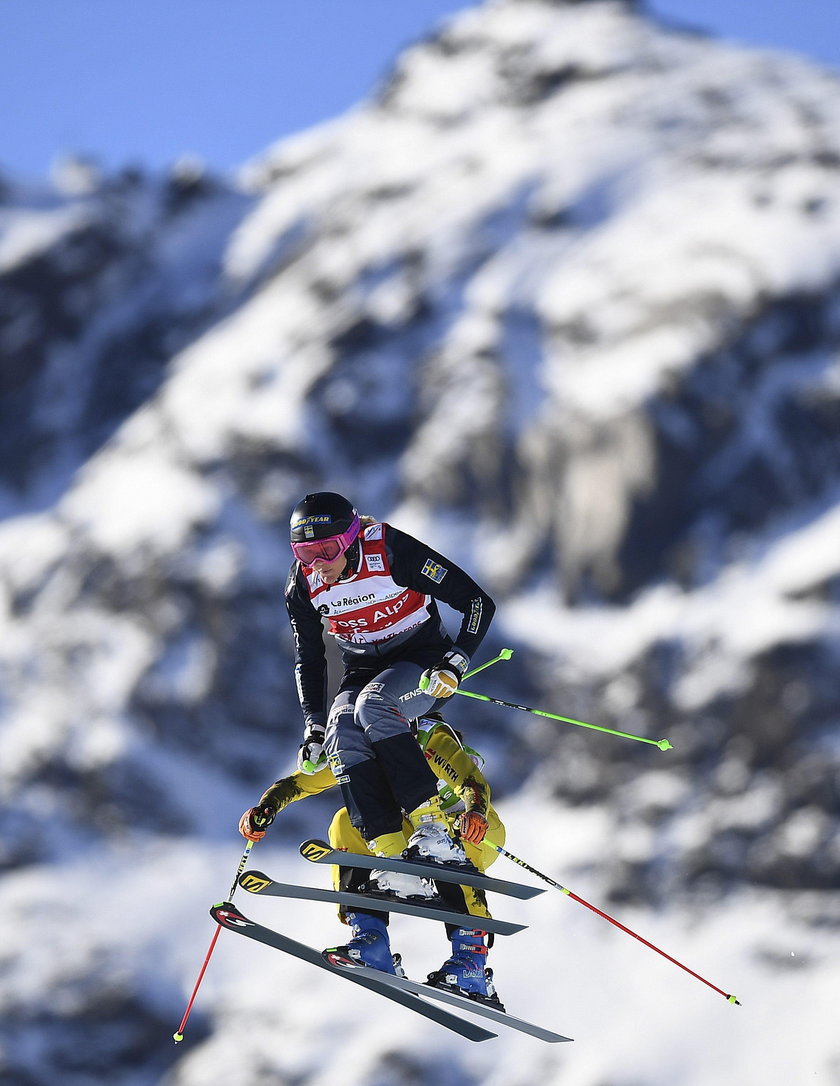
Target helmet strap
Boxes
[338,540,361,580]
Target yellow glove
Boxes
[419,650,469,699]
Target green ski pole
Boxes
[455,687,672,750]
[462,647,514,680]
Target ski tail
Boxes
[323,952,573,1043]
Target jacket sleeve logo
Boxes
[421,559,448,584]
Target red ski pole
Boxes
[487,839,740,1006]
[173,837,257,1043]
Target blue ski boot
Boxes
[425,928,506,1010]
[323,912,402,976]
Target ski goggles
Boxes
[291,514,361,565]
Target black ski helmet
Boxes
[289,492,358,542]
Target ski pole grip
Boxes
[252,805,276,830]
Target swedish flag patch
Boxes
[421,558,448,584]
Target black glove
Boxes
[419,649,469,699]
[297,723,327,773]
[239,804,276,841]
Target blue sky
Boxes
[0,0,836,182]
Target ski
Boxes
[210,902,496,1042]
[299,839,544,900]
[323,954,573,1044]
[237,870,526,936]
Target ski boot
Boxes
[323,912,401,975]
[367,829,437,900]
[367,868,437,900]
[403,797,478,872]
[425,927,506,1010]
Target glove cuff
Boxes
[443,649,469,677]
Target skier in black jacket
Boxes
[275,491,496,986]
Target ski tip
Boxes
[299,839,332,862]
[238,870,272,893]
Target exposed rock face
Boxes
[1,0,838,868]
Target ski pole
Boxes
[173,837,257,1043]
[455,688,673,750]
[463,647,514,680]
[487,839,740,1006]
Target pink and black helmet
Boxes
[289,491,361,565]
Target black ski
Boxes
[237,870,526,936]
[210,903,497,1042]
[323,954,573,1043]
[299,839,544,900]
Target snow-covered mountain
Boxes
[1,1,839,1083]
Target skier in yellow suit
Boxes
[240,713,506,1007]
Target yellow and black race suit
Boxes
[258,717,504,922]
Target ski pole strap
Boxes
[455,688,672,750]
[486,839,740,1006]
